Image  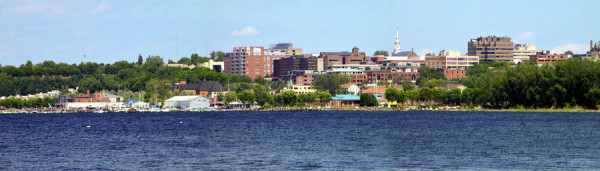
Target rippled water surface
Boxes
[1,111,600,170]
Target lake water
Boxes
[1,111,600,170]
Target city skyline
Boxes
[1,0,599,66]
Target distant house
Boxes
[171,81,227,99]
[347,85,360,95]
[331,94,360,107]
[164,96,211,109]
[73,90,122,102]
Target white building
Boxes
[347,85,360,95]
[282,84,316,95]
[65,102,124,110]
[164,96,211,109]
[197,59,225,72]
[132,102,151,109]
[514,44,543,61]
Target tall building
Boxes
[273,56,323,77]
[468,36,515,62]
[320,47,368,69]
[513,44,542,61]
[224,46,266,79]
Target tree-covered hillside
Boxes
[0,55,250,97]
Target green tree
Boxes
[145,79,172,104]
[385,87,407,105]
[217,92,225,102]
[444,88,462,105]
[432,88,447,104]
[317,91,332,103]
[313,75,351,95]
[177,57,192,65]
[417,65,446,85]
[224,91,238,106]
[137,54,144,66]
[419,87,434,105]
[402,81,414,91]
[360,93,378,107]
[405,90,419,105]
[373,50,389,56]
[190,53,200,64]
[143,56,164,74]
[237,91,256,107]
[584,88,600,109]
[254,76,268,85]
[280,90,298,106]
[210,51,226,62]
[252,85,273,106]
[306,92,318,106]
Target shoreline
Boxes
[2,106,599,114]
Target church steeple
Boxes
[393,29,401,55]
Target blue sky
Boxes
[1,0,599,66]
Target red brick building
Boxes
[225,46,289,79]
[443,69,467,79]
[73,90,110,102]
[320,47,369,69]
[530,51,567,65]
[366,71,420,83]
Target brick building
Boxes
[320,47,369,69]
[530,51,567,65]
[225,46,265,79]
[366,71,420,83]
[443,69,467,80]
[425,50,478,79]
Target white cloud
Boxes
[551,43,588,54]
[419,48,434,56]
[91,0,112,15]
[231,27,259,37]
[516,31,534,43]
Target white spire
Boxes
[393,29,401,55]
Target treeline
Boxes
[0,54,250,97]
[362,58,600,109]
[217,81,333,108]
[463,58,600,109]
[373,87,467,107]
[0,97,58,108]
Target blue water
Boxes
[1,111,600,170]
